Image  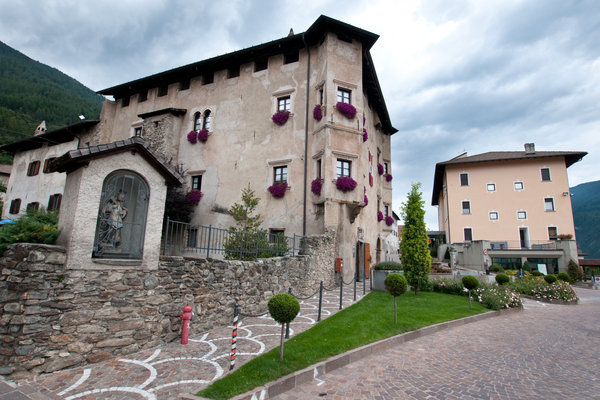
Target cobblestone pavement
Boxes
[274,287,600,400]
[16,282,369,400]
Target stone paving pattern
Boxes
[17,282,368,399]
[274,287,600,400]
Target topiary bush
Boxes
[462,275,479,309]
[522,261,531,272]
[544,274,557,284]
[496,273,510,285]
[374,261,402,271]
[557,272,571,283]
[462,275,479,290]
[268,293,300,361]
[490,264,504,273]
[531,270,542,277]
[385,273,407,325]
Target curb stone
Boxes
[198,307,522,400]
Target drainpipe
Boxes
[302,33,311,237]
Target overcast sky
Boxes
[1,0,598,228]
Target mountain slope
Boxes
[571,180,600,259]
[0,41,103,147]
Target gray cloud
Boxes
[1,0,598,228]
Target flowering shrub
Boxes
[311,178,323,196]
[473,283,522,310]
[336,176,357,192]
[197,129,209,142]
[187,130,197,144]
[510,277,578,302]
[268,181,288,198]
[385,216,394,226]
[313,104,322,121]
[385,173,393,182]
[185,190,203,205]
[336,102,357,119]
[363,128,368,142]
[377,211,384,221]
[377,163,384,175]
[272,110,290,126]
[431,278,466,296]
[364,195,368,205]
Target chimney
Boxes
[524,143,535,154]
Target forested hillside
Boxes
[571,180,600,259]
[0,41,103,150]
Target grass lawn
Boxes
[198,290,488,399]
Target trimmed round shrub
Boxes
[384,273,408,297]
[374,261,402,271]
[522,261,531,272]
[544,274,558,284]
[490,264,504,273]
[531,270,542,276]
[462,275,479,290]
[495,273,510,285]
[268,293,300,324]
[557,272,571,283]
[567,259,583,282]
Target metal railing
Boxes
[488,240,559,251]
[162,218,304,259]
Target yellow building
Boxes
[432,143,586,273]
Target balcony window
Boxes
[336,159,351,178]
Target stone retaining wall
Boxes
[0,231,336,379]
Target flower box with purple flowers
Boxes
[335,102,357,119]
[386,174,393,182]
[272,111,290,126]
[268,181,288,198]
[336,176,357,192]
[377,211,384,221]
[187,130,198,144]
[385,216,394,226]
[311,178,323,196]
[313,105,322,121]
[186,190,203,205]
[197,129,209,142]
[377,163,384,175]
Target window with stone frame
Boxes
[191,175,202,191]
[548,226,558,240]
[278,96,291,112]
[337,88,351,104]
[26,202,39,212]
[274,166,287,183]
[194,112,202,132]
[336,159,351,178]
[202,110,211,131]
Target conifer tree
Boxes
[400,183,431,295]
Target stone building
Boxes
[0,16,396,279]
[95,15,396,278]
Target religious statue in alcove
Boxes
[100,191,128,249]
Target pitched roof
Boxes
[431,150,587,205]
[51,137,185,185]
[97,15,396,135]
[0,120,99,153]
[0,165,11,175]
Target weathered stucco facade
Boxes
[93,16,396,280]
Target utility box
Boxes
[335,257,343,272]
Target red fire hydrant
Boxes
[180,304,193,345]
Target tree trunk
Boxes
[279,323,285,361]
[394,296,397,325]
